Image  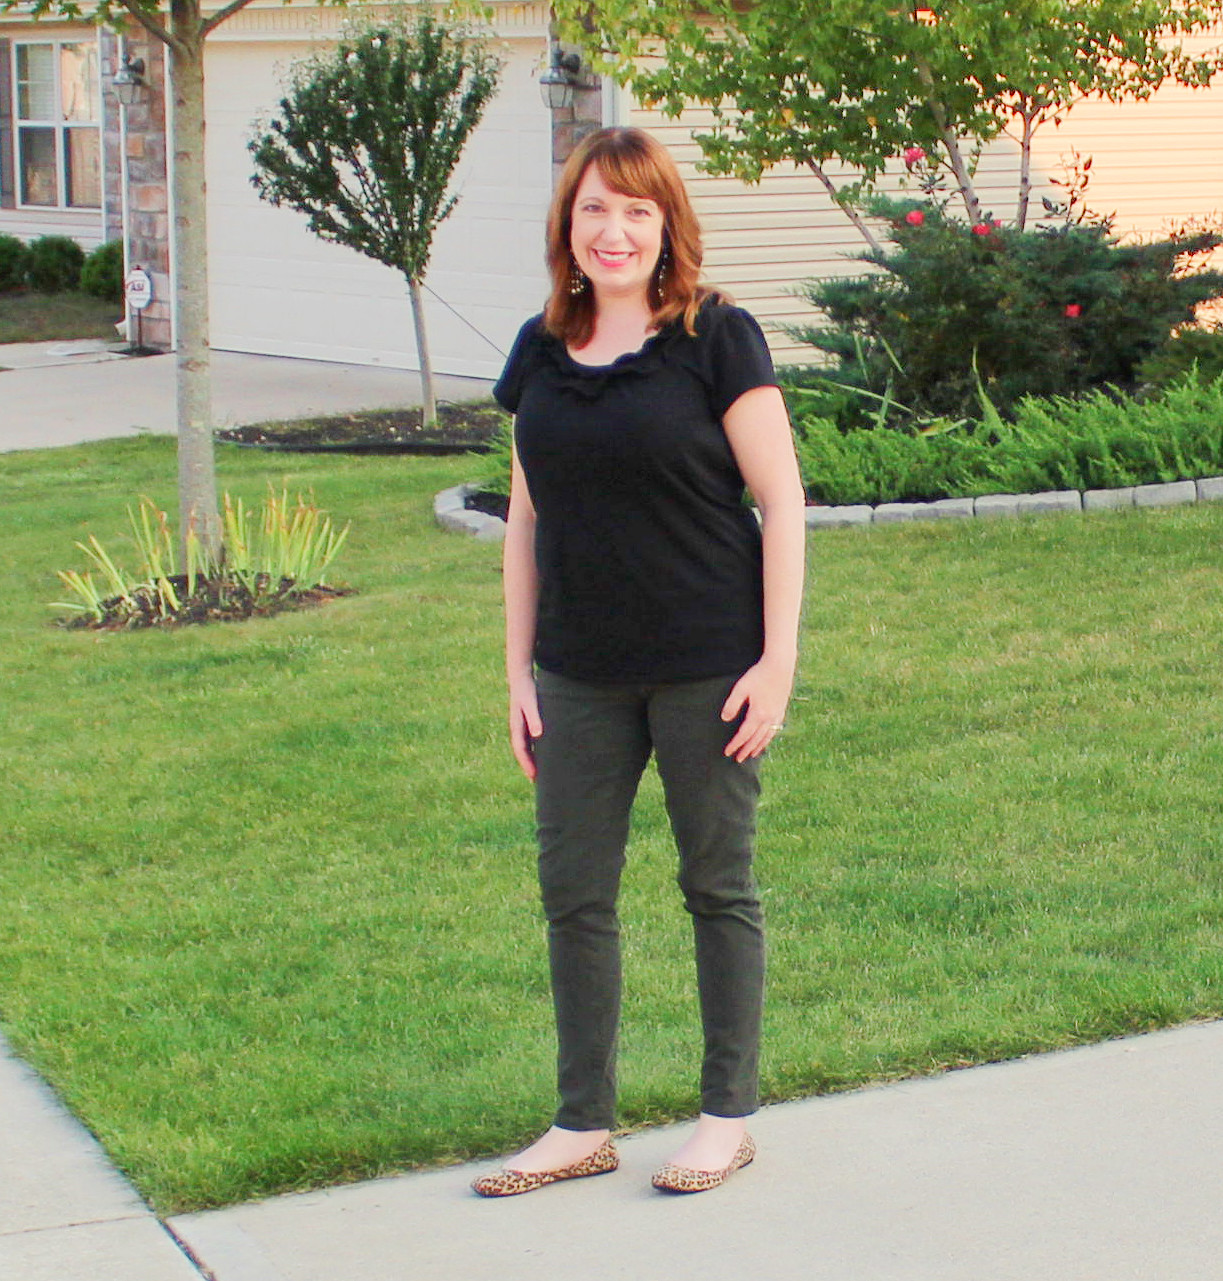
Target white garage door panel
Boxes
[204,34,550,376]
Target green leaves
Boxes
[558,0,1223,233]
[248,8,502,282]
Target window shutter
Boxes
[0,39,14,209]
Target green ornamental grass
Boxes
[1,437,1221,1213]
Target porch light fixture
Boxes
[113,54,147,107]
[540,45,583,111]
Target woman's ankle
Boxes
[505,1125,611,1173]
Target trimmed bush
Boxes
[792,371,1223,505]
[1139,326,1223,389]
[791,200,1223,430]
[0,234,29,294]
[26,235,85,293]
[80,241,125,303]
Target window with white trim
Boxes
[13,39,100,209]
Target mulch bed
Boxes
[57,579,353,631]
[464,490,509,520]
[216,402,508,454]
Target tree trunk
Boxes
[914,55,983,225]
[407,275,437,428]
[170,1,220,559]
[1015,105,1038,231]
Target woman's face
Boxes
[569,163,665,304]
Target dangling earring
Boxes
[569,255,588,296]
[654,243,671,297]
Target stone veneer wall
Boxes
[100,31,171,350]
[549,46,604,183]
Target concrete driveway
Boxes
[0,342,493,452]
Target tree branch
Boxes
[804,158,885,256]
[120,0,182,54]
[200,0,257,39]
[914,53,983,224]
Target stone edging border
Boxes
[436,476,1223,540]
[435,484,508,541]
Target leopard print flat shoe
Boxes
[651,1134,756,1194]
[471,1139,619,1198]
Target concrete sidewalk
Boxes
[4,1021,1222,1281]
[0,342,494,451]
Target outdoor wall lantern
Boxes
[540,45,584,110]
[113,54,147,107]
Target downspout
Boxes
[117,34,133,342]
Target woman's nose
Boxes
[598,215,630,243]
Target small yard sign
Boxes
[125,267,153,311]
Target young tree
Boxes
[249,10,502,426]
[4,0,345,558]
[558,0,1223,245]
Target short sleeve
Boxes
[702,304,777,419]
[493,315,544,413]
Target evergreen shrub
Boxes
[1138,326,1223,389]
[792,371,1223,505]
[26,235,86,293]
[80,241,125,303]
[0,234,29,293]
[790,200,1223,430]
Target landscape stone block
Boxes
[1017,490,1082,515]
[974,494,1021,518]
[1133,481,1197,508]
[1083,488,1134,510]
[873,503,919,523]
[432,484,466,514]
[1196,476,1223,502]
[474,516,506,542]
[805,505,873,528]
[912,498,975,520]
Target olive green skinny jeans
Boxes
[532,668,765,1132]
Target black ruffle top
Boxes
[494,301,777,683]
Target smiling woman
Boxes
[475,126,808,1199]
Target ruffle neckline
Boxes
[536,322,681,401]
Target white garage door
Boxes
[202,14,551,378]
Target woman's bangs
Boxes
[594,147,670,211]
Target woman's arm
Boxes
[720,384,807,762]
[503,436,544,779]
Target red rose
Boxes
[903,146,926,170]
[1064,303,1082,318]
[972,224,992,236]
[905,209,925,226]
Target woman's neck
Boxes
[571,292,656,365]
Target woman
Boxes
[472,127,805,1197]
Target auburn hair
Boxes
[543,127,724,348]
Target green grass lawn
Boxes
[0,291,123,344]
[2,436,1221,1213]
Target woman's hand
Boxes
[509,674,544,780]
[720,656,795,763]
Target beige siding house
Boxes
[636,25,1223,364]
[2,5,1220,371]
